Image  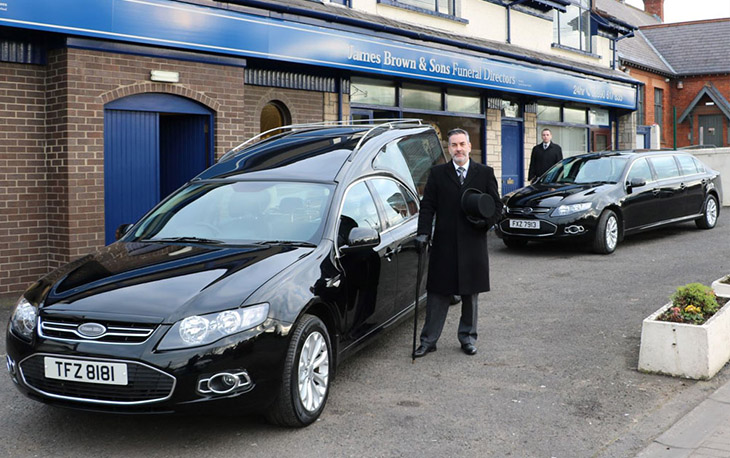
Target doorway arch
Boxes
[103,93,215,243]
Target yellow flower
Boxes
[684,305,702,314]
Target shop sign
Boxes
[0,0,636,109]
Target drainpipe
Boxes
[505,0,530,44]
[611,31,634,70]
[673,107,677,150]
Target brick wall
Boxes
[243,86,326,141]
[627,68,671,147]
[1,47,336,297]
[628,67,730,148]
[0,62,48,296]
[672,76,730,147]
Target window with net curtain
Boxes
[553,0,591,52]
[396,0,454,15]
[537,104,588,158]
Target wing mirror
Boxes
[340,227,380,253]
[626,177,646,193]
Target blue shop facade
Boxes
[0,0,638,293]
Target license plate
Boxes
[44,357,128,386]
[509,219,539,229]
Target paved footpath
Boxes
[638,380,730,457]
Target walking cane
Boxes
[412,242,424,363]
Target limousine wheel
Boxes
[267,314,331,427]
[695,195,718,230]
[593,209,618,254]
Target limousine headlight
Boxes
[158,303,269,350]
[552,202,592,217]
[10,297,37,341]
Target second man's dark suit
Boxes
[528,142,563,182]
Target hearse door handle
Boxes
[679,183,686,191]
[652,188,660,196]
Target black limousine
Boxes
[498,150,722,254]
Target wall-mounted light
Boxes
[150,70,180,83]
[664,78,671,82]
[677,81,684,89]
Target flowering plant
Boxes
[657,283,724,325]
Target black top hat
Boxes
[461,188,496,222]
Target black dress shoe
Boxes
[413,345,437,358]
[461,343,477,355]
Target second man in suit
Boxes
[528,128,563,183]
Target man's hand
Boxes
[415,234,430,253]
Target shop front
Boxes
[0,0,638,294]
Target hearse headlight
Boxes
[158,303,269,350]
[10,297,38,341]
[552,202,592,217]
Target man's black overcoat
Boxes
[528,142,563,181]
[417,161,501,295]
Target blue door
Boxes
[104,110,160,244]
[104,93,214,244]
[501,120,523,195]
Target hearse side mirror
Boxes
[115,223,133,240]
[626,177,646,193]
[340,227,380,253]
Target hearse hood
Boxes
[25,241,313,323]
[504,182,613,208]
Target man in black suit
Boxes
[413,128,501,358]
[528,128,563,183]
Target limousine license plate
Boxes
[44,356,128,385]
[509,219,539,230]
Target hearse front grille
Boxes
[39,317,156,344]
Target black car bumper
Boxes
[5,322,289,414]
[497,210,601,242]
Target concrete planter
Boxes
[638,295,730,380]
[711,275,730,297]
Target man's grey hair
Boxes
[447,128,470,142]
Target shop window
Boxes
[537,104,561,122]
[554,0,591,53]
[589,108,610,126]
[402,83,442,111]
[564,106,587,124]
[350,77,397,107]
[500,100,521,118]
[541,126,588,158]
[446,89,481,114]
[260,101,291,138]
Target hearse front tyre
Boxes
[266,314,331,427]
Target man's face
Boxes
[541,130,552,144]
[448,133,471,166]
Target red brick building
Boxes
[606,0,730,148]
